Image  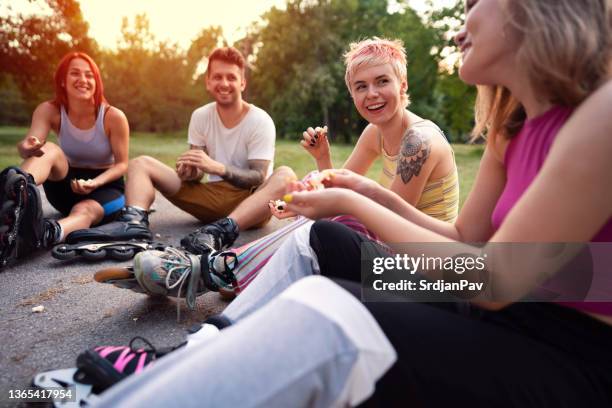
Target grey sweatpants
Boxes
[94,276,396,407]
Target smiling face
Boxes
[205,60,245,107]
[350,63,407,125]
[64,58,96,103]
[454,0,521,86]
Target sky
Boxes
[80,0,288,49]
[2,0,458,50]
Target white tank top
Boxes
[59,105,114,168]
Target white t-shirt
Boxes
[187,102,276,182]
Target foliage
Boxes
[98,15,219,131]
[0,0,477,141]
[0,126,482,207]
[0,0,95,112]
[249,0,444,142]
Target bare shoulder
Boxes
[360,123,379,142]
[416,124,451,156]
[400,125,434,158]
[103,106,129,139]
[30,101,60,131]
[397,126,436,183]
[35,101,60,119]
[555,79,612,151]
[104,106,128,125]
[356,123,381,152]
[570,79,612,133]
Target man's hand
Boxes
[176,163,204,181]
[17,136,46,159]
[176,150,224,176]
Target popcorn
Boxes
[272,199,287,212]
[274,170,333,213]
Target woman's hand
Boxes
[321,168,381,199]
[71,178,99,195]
[17,136,46,159]
[300,126,331,161]
[268,200,298,219]
[283,188,356,220]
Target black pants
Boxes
[310,220,612,408]
[43,167,125,223]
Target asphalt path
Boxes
[0,189,291,406]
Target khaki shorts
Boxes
[166,180,271,227]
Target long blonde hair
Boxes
[472,0,612,141]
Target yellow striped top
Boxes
[379,121,459,223]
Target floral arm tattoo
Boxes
[396,128,432,184]
[223,160,269,189]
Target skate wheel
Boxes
[108,247,135,261]
[52,245,77,260]
[81,248,107,261]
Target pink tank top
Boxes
[491,105,612,316]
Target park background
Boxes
[0,0,483,205]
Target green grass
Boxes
[1,127,483,207]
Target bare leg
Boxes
[125,156,183,210]
[228,166,296,230]
[58,199,104,237]
[20,142,69,185]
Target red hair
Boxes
[52,52,107,110]
[206,47,246,77]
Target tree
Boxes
[100,15,220,132]
[0,0,95,115]
[246,0,443,142]
[424,1,476,141]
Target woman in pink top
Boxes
[273,0,612,404]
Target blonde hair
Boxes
[344,37,411,108]
[472,0,612,141]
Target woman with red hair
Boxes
[0,52,129,268]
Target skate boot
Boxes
[52,206,160,262]
[94,246,238,310]
[75,336,183,392]
[32,336,183,405]
[180,217,239,254]
[0,166,44,269]
[66,206,152,242]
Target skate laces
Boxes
[161,247,195,291]
[153,247,203,319]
